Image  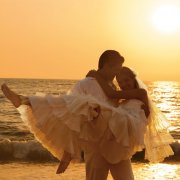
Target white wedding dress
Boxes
[17,94,147,163]
[16,78,174,163]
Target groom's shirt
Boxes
[71,77,130,165]
[71,77,113,105]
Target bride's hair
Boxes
[117,66,139,89]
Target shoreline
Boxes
[0,161,179,180]
[0,139,179,163]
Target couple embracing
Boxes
[1,50,174,180]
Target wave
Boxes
[0,95,4,99]
[0,139,58,162]
[0,139,179,163]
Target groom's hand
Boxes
[86,70,97,77]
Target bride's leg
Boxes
[56,151,72,174]
[1,83,31,108]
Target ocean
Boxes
[0,78,179,179]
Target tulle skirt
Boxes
[17,93,174,163]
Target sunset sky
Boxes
[1,0,180,81]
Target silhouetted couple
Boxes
[1,50,174,180]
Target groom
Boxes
[63,50,147,180]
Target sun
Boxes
[151,5,180,33]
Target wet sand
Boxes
[0,162,180,180]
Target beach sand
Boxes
[0,162,180,180]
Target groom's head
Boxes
[98,50,124,77]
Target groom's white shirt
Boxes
[71,77,132,165]
[71,77,114,164]
[71,77,112,105]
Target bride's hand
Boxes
[86,70,97,78]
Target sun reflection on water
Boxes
[133,163,180,180]
[148,81,180,141]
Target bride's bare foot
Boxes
[1,83,22,108]
[56,160,71,174]
[56,151,72,174]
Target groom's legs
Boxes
[85,151,109,180]
[110,159,134,180]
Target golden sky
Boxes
[1,0,180,81]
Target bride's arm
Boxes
[86,71,150,116]
[100,77,150,117]
[88,72,147,100]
